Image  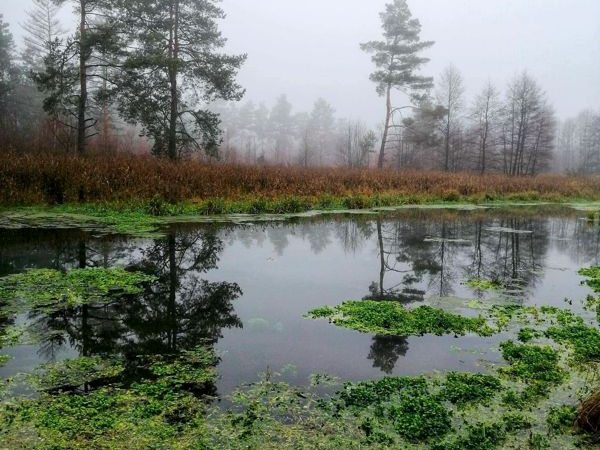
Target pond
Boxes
[1,205,599,399]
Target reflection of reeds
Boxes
[2,151,600,205]
[578,390,600,439]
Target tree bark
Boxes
[378,84,392,169]
[77,0,87,155]
[167,0,180,160]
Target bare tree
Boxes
[337,120,377,168]
[21,0,65,71]
[436,64,465,172]
[471,81,500,174]
[501,72,555,176]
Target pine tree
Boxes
[35,0,121,154]
[117,0,246,160]
[361,0,434,168]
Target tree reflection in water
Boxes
[25,227,242,392]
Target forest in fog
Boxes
[0,0,598,175]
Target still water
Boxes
[1,206,599,396]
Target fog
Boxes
[2,0,599,124]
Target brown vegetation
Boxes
[578,390,600,439]
[1,151,600,206]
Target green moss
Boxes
[307,301,494,337]
[439,372,502,407]
[499,341,565,386]
[0,267,156,313]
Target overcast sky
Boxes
[2,0,599,123]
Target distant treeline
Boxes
[0,1,598,175]
[212,71,599,175]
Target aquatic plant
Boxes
[388,389,453,442]
[547,405,577,435]
[0,347,217,450]
[337,376,429,409]
[0,267,156,312]
[306,301,494,337]
[579,267,600,293]
[499,341,566,386]
[32,357,124,392]
[501,411,533,432]
[517,327,540,343]
[439,372,502,407]
[546,322,600,363]
[431,423,508,450]
[465,278,503,290]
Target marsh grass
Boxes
[2,151,600,206]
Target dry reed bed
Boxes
[1,151,600,205]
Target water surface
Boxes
[1,206,599,396]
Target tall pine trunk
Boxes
[77,1,87,155]
[167,0,180,161]
[378,84,392,169]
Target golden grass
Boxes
[1,151,600,205]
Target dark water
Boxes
[1,207,599,396]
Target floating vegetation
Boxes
[0,347,217,450]
[465,278,504,290]
[579,267,600,293]
[32,357,124,392]
[518,327,541,343]
[439,372,502,407]
[498,341,566,386]
[547,405,578,435]
[0,267,156,313]
[306,301,495,337]
[546,322,600,363]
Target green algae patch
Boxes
[306,301,494,337]
[546,322,600,363]
[499,341,566,386]
[32,357,125,392]
[547,405,578,435]
[431,422,508,450]
[0,347,217,450]
[579,267,600,293]
[0,267,156,313]
[439,372,503,407]
[465,278,504,291]
[146,346,218,389]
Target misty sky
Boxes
[2,0,599,123]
